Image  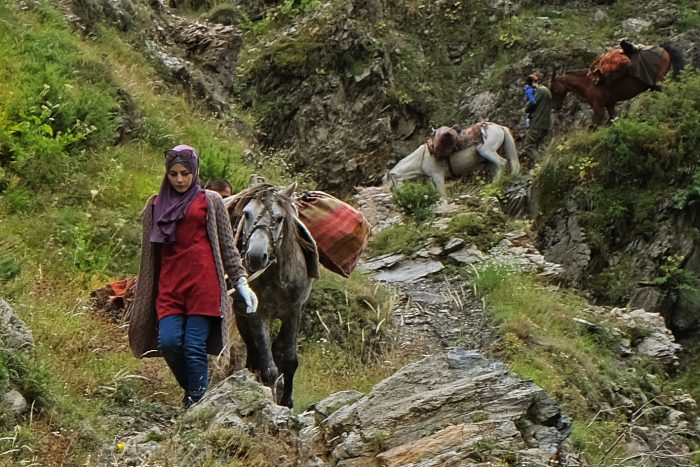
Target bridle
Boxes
[226,188,289,300]
[238,188,284,269]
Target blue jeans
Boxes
[157,315,212,402]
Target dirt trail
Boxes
[353,187,497,359]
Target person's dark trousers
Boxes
[158,314,212,405]
[524,128,549,163]
[526,128,548,147]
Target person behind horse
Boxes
[523,74,552,161]
[204,178,233,198]
[128,144,258,409]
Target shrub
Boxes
[6,188,36,214]
[392,180,440,221]
[0,256,21,283]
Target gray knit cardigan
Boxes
[128,190,247,358]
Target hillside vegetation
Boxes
[0,0,699,464]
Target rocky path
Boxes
[353,186,560,359]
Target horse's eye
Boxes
[273,215,284,225]
[243,210,252,221]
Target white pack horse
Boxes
[383,122,520,197]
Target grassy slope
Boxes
[0,2,399,464]
[0,3,252,464]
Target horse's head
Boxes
[382,144,430,191]
[381,170,400,190]
[238,182,297,272]
[549,71,568,109]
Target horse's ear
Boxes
[282,181,297,198]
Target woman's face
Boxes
[167,163,194,193]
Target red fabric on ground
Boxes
[109,278,135,299]
[156,193,221,319]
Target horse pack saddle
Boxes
[588,43,664,87]
[428,123,487,161]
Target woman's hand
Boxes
[236,277,258,314]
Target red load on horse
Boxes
[296,191,371,278]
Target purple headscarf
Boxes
[149,144,205,244]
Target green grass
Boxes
[367,222,432,256]
[294,342,407,413]
[468,260,690,464]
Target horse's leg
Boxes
[606,103,617,122]
[271,313,301,408]
[235,313,279,386]
[477,147,507,180]
[430,173,447,198]
[591,104,606,128]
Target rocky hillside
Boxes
[63,0,700,195]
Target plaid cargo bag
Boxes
[296,191,371,277]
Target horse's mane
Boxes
[231,183,311,283]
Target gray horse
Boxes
[226,182,319,408]
[383,122,520,197]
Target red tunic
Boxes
[156,193,221,319]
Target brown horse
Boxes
[549,45,685,126]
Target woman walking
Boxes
[128,144,257,408]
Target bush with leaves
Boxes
[0,8,119,192]
[391,180,440,221]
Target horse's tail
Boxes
[501,126,520,175]
[662,44,685,80]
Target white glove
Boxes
[236,277,258,314]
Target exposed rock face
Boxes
[117,353,572,466]
[240,3,401,195]
[0,300,34,419]
[605,307,682,371]
[70,0,137,32]
[537,200,592,286]
[0,299,34,352]
[67,0,243,114]
[322,349,572,466]
[535,193,700,342]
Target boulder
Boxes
[322,349,571,465]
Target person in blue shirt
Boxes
[524,73,538,104]
[523,73,538,127]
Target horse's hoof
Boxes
[261,366,280,386]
